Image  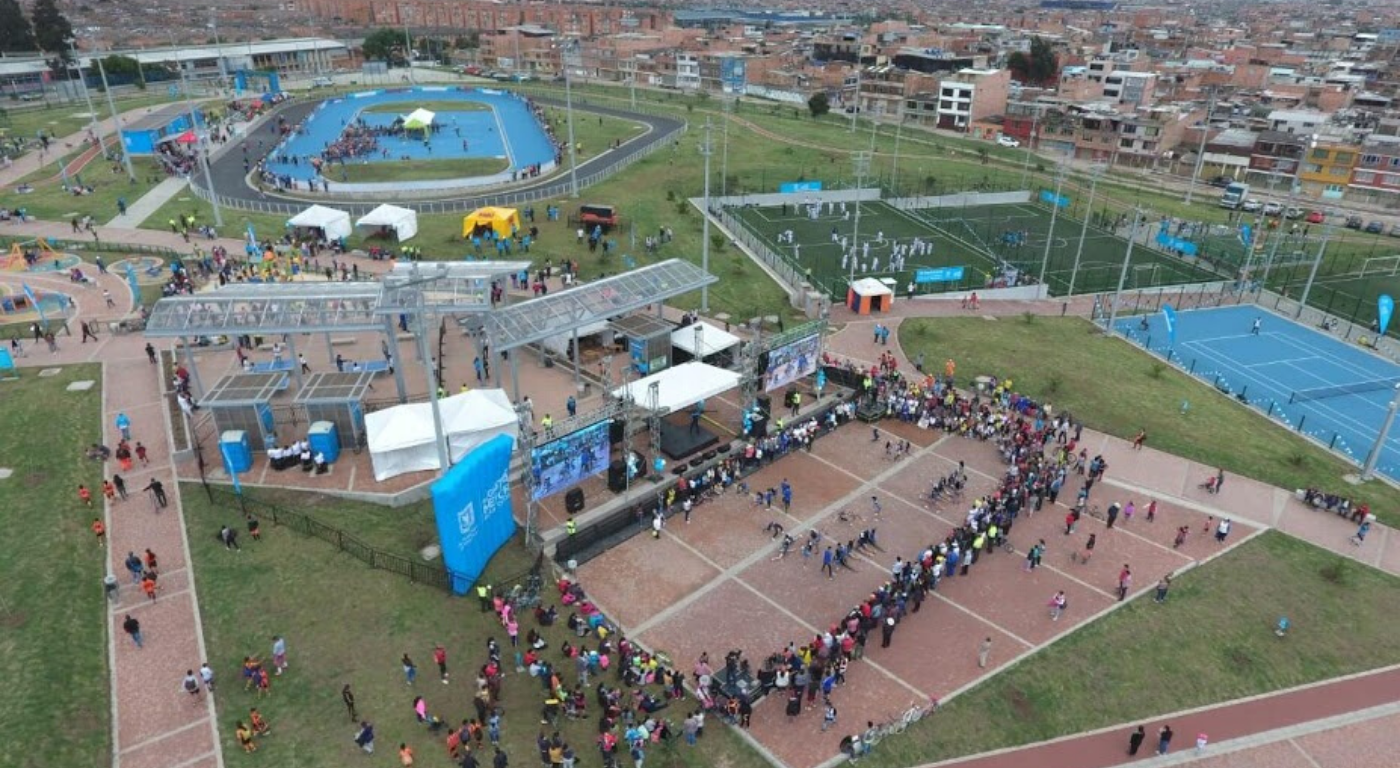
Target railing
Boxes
[0,236,181,258]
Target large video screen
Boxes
[764,334,821,392]
[530,420,611,501]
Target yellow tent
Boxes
[462,207,523,239]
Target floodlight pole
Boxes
[1066,164,1103,297]
[629,57,637,109]
[67,39,105,159]
[1296,218,1333,318]
[699,118,713,312]
[849,67,861,133]
[890,114,903,196]
[721,95,731,198]
[170,31,223,228]
[1261,134,1315,289]
[1038,161,1068,288]
[1183,89,1214,206]
[95,57,136,183]
[849,151,871,284]
[1020,112,1039,189]
[1105,208,1143,334]
[402,8,416,84]
[415,294,451,471]
[1362,384,1400,480]
[564,40,580,197]
[210,8,229,92]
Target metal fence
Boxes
[0,236,181,258]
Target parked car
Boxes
[996,135,1020,148]
[18,91,43,101]
[310,76,334,88]
[1306,210,1325,224]
[1366,220,1385,234]
[1241,199,1263,212]
[1262,201,1284,216]
[1345,215,1364,229]
[1284,206,1303,219]
[1388,223,1400,238]
[1207,175,1234,188]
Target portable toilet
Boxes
[307,421,341,464]
[220,430,253,473]
[847,278,894,315]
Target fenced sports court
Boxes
[725,195,1221,298]
[1120,304,1400,481]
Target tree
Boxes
[100,54,143,87]
[808,91,830,119]
[0,0,36,53]
[363,27,409,65]
[1008,36,1059,86]
[31,0,74,65]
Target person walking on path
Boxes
[1215,518,1232,544]
[113,474,127,500]
[200,662,216,692]
[124,551,144,583]
[143,479,168,508]
[1048,590,1067,621]
[145,342,158,364]
[434,644,449,684]
[182,670,202,698]
[122,614,143,648]
[272,636,288,675]
[1157,724,1174,755]
[343,684,358,721]
[1155,575,1173,603]
[1117,565,1132,602]
[822,546,835,579]
[977,637,992,668]
[354,721,376,754]
[1076,533,1096,564]
[1352,518,1372,546]
[1127,725,1145,756]
[1195,732,1209,755]
[115,412,132,441]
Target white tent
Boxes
[611,361,741,415]
[542,319,610,356]
[355,203,419,241]
[288,204,353,242]
[671,321,740,359]
[365,389,519,481]
[403,108,436,129]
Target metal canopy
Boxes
[379,260,532,313]
[145,283,384,338]
[488,259,717,351]
[610,314,674,339]
[203,372,288,407]
[292,371,378,405]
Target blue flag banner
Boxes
[1039,190,1070,208]
[0,348,14,376]
[1239,224,1253,248]
[1162,304,1178,345]
[431,433,517,594]
[1380,294,1395,337]
[914,266,965,284]
[779,181,823,193]
[1155,232,1198,256]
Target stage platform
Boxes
[659,414,720,460]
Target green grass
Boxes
[0,364,108,768]
[337,156,510,183]
[898,316,1400,526]
[359,100,491,114]
[1,92,181,142]
[864,531,1400,766]
[181,484,770,768]
[11,156,164,222]
[537,106,648,159]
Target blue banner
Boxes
[432,433,517,594]
[1380,294,1395,336]
[0,348,14,375]
[1239,224,1253,248]
[1162,304,1178,345]
[1155,232,1198,256]
[779,181,823,193]
[915,266,966,284]
[1039,190,1070,208]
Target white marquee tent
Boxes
[288,204,353,242]
[355,203,419,241]
[670,321,740,359]
[365,388,519,481]
[611,361,741,415]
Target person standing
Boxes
[1195,732,1209,755]
[182,670,201,698]
[1157,724,1174,755]
[977,637,992,669]
[122,614,143,648]
[1048,591,1067,621]
[143,479,168,508]
[354,721,376,754]
[1352,519,1372,546]
[1127,725,1145,756]
[200,662,216,692]
[343,684,358,721]
[1117,565,1132,602]
[1215,518,1232,544]
[125,551,145,583]
[113,474,127,500]
[272,636,288,675]
[403,653,417,685]
[434,644,449,684]
[1154,575,1172,603]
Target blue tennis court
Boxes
[265,86,557,182]
[1121,305,1400,480]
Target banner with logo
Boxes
[1380,294,1395,336]
[431,433,516,594]
[1162,304,1178,345]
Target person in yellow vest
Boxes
[565,516,577,536]
[790,391,802,416]
[436,385,446,399]
[541,414,554,438]
[475,583,491,612]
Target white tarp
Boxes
[611,361,740,415]
[355,204,418,241]
[403,107,436,128]
[365,388,519,481]
[671,321,740,358]
[849,277,894,298]
[288,204,353,242]
[542,319,610,356]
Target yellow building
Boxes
[1298,139,1360,201]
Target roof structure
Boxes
[292,371,379,405]
[126,104,199,132]
[487,260,717,351]
[379,261,531,313]
[203,373,290,407]
[144,282,383,338]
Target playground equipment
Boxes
[2,239,61,271]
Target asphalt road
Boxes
[197,95,685,216]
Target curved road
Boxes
[197,95,685,216]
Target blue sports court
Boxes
[264,86,557,182]
[1122,304,1400,481]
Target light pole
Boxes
[849,151,872,283]
[1038,161,1068,287]
[721,94,731,198]
[563,39,580,197]
[1259,134,1316,289]
[1020,111,1039,189]
[699,118,713,312]
[402,6,415,83]
[170,31,223,228]
[1066,164,1105,297]
[1296,216,1334,317]
[66,39,104,158]
[848,66,861,133]
[1362,384,1400,481]
[1182,89,1214,205]
[210,9,229,92]
[95,57,136,183]
[890,112,904,195]
[1105,208,1143,333]
[629,56,637,110]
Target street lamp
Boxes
[1183,88,1214,206]
[402,6,416,84]
[1259,133,1317,289]
[699,118,713,312]
[168,31,223,228]
[561,39,581,197]
[65,38,104,159]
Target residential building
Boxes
[933,68,1010,132]
[1102,71,1157,108]
[1247,131,1307,192]
[676,53,700,91]
[1267,109,1331,135]
[1298,138,1359,200]
[1348,136,1400,205]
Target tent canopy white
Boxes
[288,204,353,242]
[365,388,519,481]
[670,321,740,358]
[542,318,610,356]
[403,108,436,129]
[611,361,741,415]
[355,203,418,242]
[849,277,894,297]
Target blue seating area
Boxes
[248,359,295,373]
[336,359,391,374]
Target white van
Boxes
[311,76,334,88]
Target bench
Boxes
[337,359,391,375]
[248,359,295,373]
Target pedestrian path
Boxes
[107,177,191,228]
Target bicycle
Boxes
[861,696,938,750]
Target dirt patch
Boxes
[1006,686,1037,720]
[24,471,47,487]
[0,610,28,628]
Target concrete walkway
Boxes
[106,177,191,229]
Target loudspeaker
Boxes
[565,488,585,514]
[607,461,627,492]
[609,418,625,445]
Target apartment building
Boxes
[1298,138,1359,200]
[1348,136,1400,206]
[1247,131,1307,190]
[1073,105,1193,168]
[1102,71,1156,107]
[932,68,1010,132]
[676,53,701,91]
[1267,109,1331,135]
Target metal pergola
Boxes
[292,371,378,450]
[202,372,291,449]
[378,261,531,314]
[144,283,385,337]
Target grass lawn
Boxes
[359,100,491,114]
[181,483,770,768]
[899,316,1400,525]
[2,92,180,142]
[337,156,510,183]
[11,156,165,222]
[864,531,1400,766]
[0,364,108,768]
[537,107,648,159]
